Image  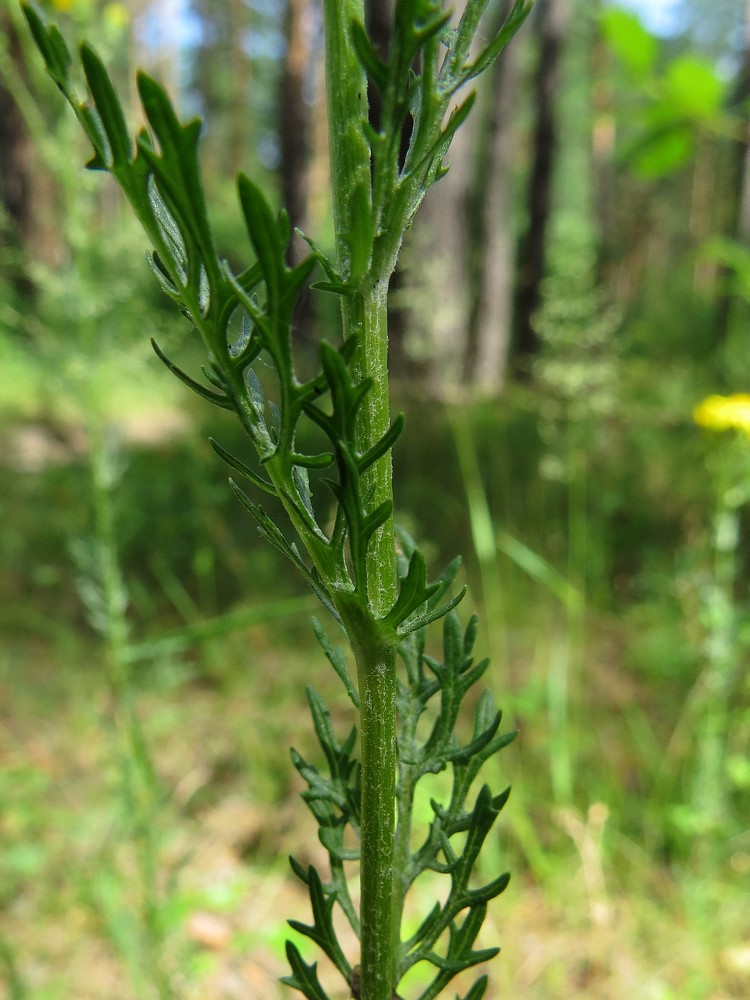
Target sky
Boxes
[615,0,681,36]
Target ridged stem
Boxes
[345,280,399,1000]
[322,5,399,998]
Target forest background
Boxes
[1,0,749,997]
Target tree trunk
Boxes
[227,0,251,175]
[412,115,475,396]
[715,0,750,343]
[280,0,313,254]
[0,10,34,299]
[513,0,572,371]
[464,4,521,396]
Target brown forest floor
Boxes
[2,629,749,1000]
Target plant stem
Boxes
[353,633,398,1000]
[349,284,399,1000]
[320,0,371,292]
[88,416,172,1000]
[322,6,400,997]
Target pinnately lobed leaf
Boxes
[21,1,531,997]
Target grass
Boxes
[1,365,748,998]
[2,624,748,998]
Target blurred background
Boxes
[1,0,749,997]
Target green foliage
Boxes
[286,608,515,1000]
[21,2,530,999]
[600,5,729,179]
[599,7,658,80]
[21,0,515,645]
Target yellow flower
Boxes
[693,394,750,436]
[104,3,130,30]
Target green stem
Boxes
[322,7,400,997]
[390,768,417,978]
[321,0,371,291]
[88,417,172,1000]
[348,285,399,1000]
[353,635,398,1000]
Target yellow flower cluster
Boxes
[693,394,750,436]
[48,0,129,28]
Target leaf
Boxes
[414,94,476,191]
[441,712,501,766]
[346,180,374,281]
[313,619,360,708]
[361,500,393,544]
[148,179,188,275]
[80,42,131,168]
[290,748,347,813]
[292,451,335,470]
[151,339,233,410]
[135,72,217,275]
[306,686,357,782]
[663,56,727,122]
[21,4,72,88]
[281,941,332,1000]
[287,866,352,978]
[209,437,278,496]
[382,549,441,632]
[452,786,507,893]
[458,975,489,1000]
[599,7,658,80]
[358,414,405,473]
[227,480,342,624]
[624,124,694,179]
[145,251,180,298]
[351,19,389,93]
[462,0,534,85]
[237,173,284,302]
[396,587,466,639]
[77,103,112,173]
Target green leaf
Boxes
[209,437,278,496]
[397,587,466,639]
[237,173,284,302]
[290,747,348,813]
[351,19,389,93]
[306,686,357,782]
[663,56,727,121]
[151,339,233,410]
[80,42,132,168]
[458,975,489,1000]
[21,4,72,88]
[227,480,341,624]
[135,72,217,278]
[599,7,658,80]
[287,866,352,978]
[313,619,360,708]
[292,451,335,470]
[361,500,393,544]
[382,549,440,632]
[462,0,534,85]
[624,124,694,179]
[77,103,112,172]
[281,941,332,1000]
[346,180,374,281]
[358,414,405,473]
[145,251,180,298]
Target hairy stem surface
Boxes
[322,5,400,997]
